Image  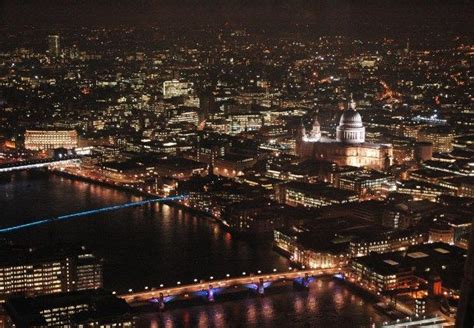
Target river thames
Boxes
[0,172,388,327]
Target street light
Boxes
[145,286,149,290]
[226,274,230,277]
[257,270,261,274]
[194,278,198,283]
[273,268,277,272]
[177,281,181,285]
[242,272,246,275]
[159,284,164,288]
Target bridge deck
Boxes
[120,268,339,303]
[0,158,80,173]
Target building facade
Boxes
[24,129,78,150]
[350,253,415,293]
[274,229,346,269]
[282,181,358,208]
[0,245,102,302]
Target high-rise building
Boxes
[47,34,60,57]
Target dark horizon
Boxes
[2,0,473,33]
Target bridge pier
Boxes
[156,292,165,311]
[207,284,215,302]
[257,278,265,295]
[293,273,313,289]
[303,273,311,288]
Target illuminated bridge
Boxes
[120,268,343,309]
[0,157,81,173]
[0,195,187,233]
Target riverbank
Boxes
[51,168,270,240]
[2,170,390,326]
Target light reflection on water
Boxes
[1,173,289,292]
[2,173,387,326]
[135,279,388,328]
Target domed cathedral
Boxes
[296,97,393,170]
[336,98,365,143]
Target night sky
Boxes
[1,0,473,32]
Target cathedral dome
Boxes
[336,102,365,144]
[339,109,363,128]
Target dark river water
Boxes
[0,172,387,327]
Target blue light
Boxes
[195,287,223,298]
[0,195,187,233]
[294,277,304,285]
[164,295,176,303]
[263,281,272,289]
[244,283,258,291]
[334,273,345,280]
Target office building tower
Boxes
[48,34,60,57]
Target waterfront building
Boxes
[349,230,425,257]
[350,252,415,293]
[296,100,393,170]
[223,200,289,236]
[404,242,466,296]
[0,244,102,302]
[274,228,347,269]
[4,290,132,327]
[24,129,78,151]
[273,217,414,269]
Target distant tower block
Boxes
[48,34,60,57]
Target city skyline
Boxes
[0,1,472,327]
